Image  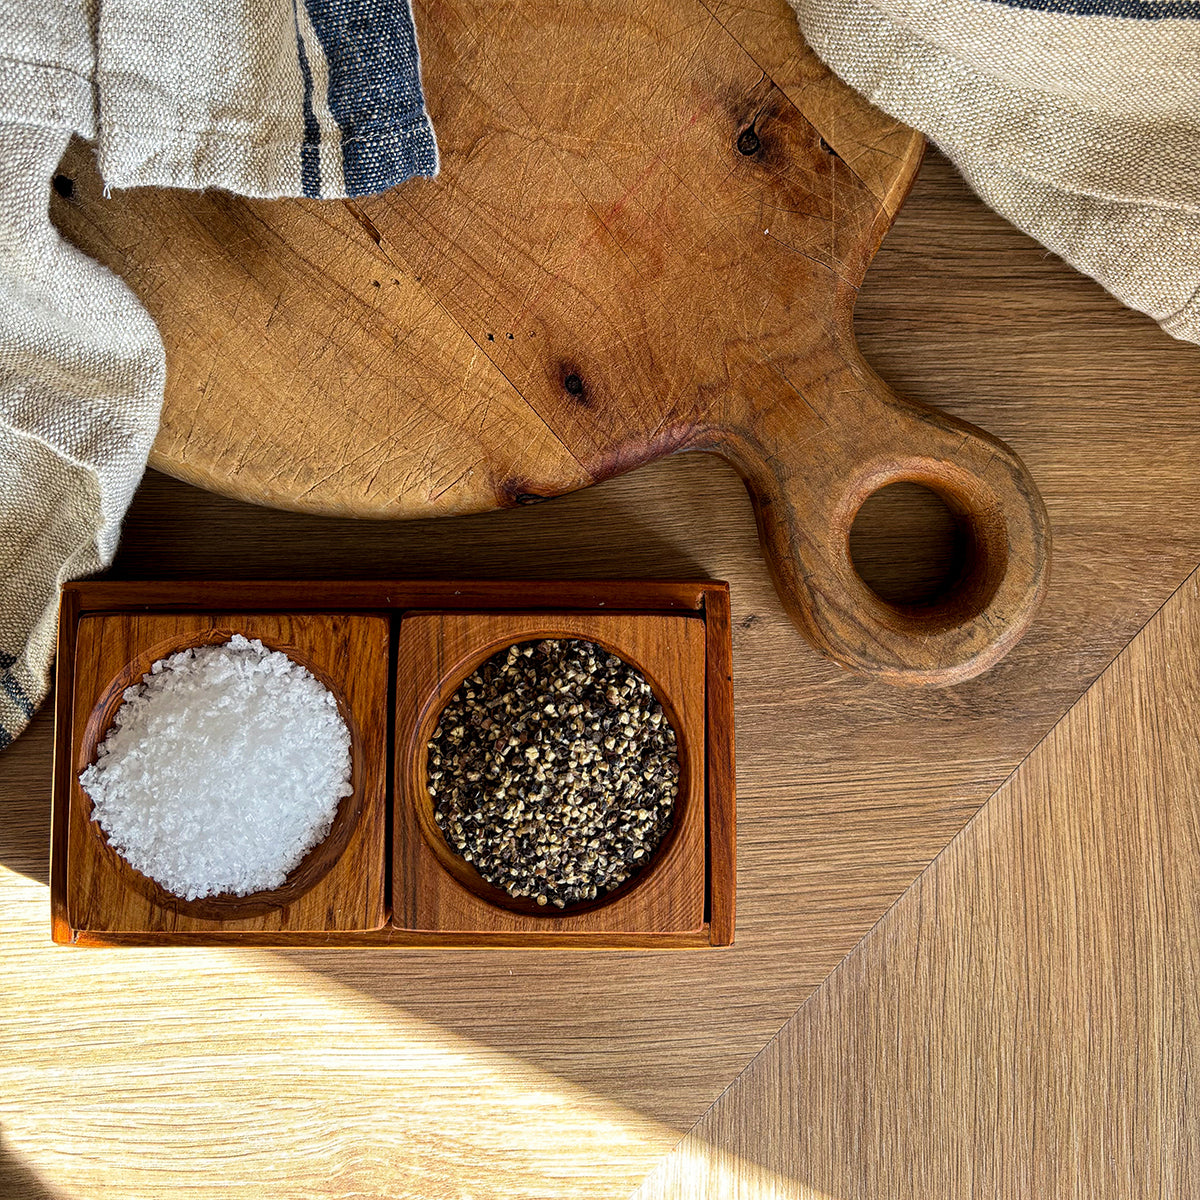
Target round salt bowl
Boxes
[78,634,353,901]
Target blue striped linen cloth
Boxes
[95,0,438,199]
[293,0,440,197]
[791,0,1200,345]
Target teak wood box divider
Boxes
[52,580,735,948]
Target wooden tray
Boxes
[50,0,1050,687]
[52,579,735,948]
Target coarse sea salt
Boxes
[78,634,353,901]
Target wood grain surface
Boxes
[635,566,1200,1200]
[704,584,737,948]
[48,0,1050,685]
[393,611,709,940]
[64,612,389,937]
[2,148,1199,1199]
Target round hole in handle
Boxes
[841,462,1010,637]
[849,482,973,608]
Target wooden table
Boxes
[2,149,1199,1199]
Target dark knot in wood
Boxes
[736,128,760,156]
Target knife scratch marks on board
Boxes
[460,343,482,397]
[343,200,383,247]
[429,463,475,503]
[296,431,410,500]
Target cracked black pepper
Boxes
[427,638,679,909]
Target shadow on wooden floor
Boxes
[0,1128,69,1200]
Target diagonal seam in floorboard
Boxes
[622,558,1200,1200]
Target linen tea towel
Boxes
[789,0,1200,346]
[0,0,437,750]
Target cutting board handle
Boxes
[715,350,1050,686]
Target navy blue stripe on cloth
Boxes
[1,674,33,718]
[0,650,14,747]
[0,650,34,722]
[292,0,323,197]
[985,0,1200,16]
[300,0,438,197]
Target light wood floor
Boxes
[635,566,1200,1200]
[2,151,1198,1199]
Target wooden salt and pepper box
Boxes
[52,579,735,948]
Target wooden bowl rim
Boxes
[407,619,699,920]
[74,623,366,921]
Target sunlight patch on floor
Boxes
[0,866,678,1200]
[633,1134,843,1200]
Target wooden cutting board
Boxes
[52,0,1049,685]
